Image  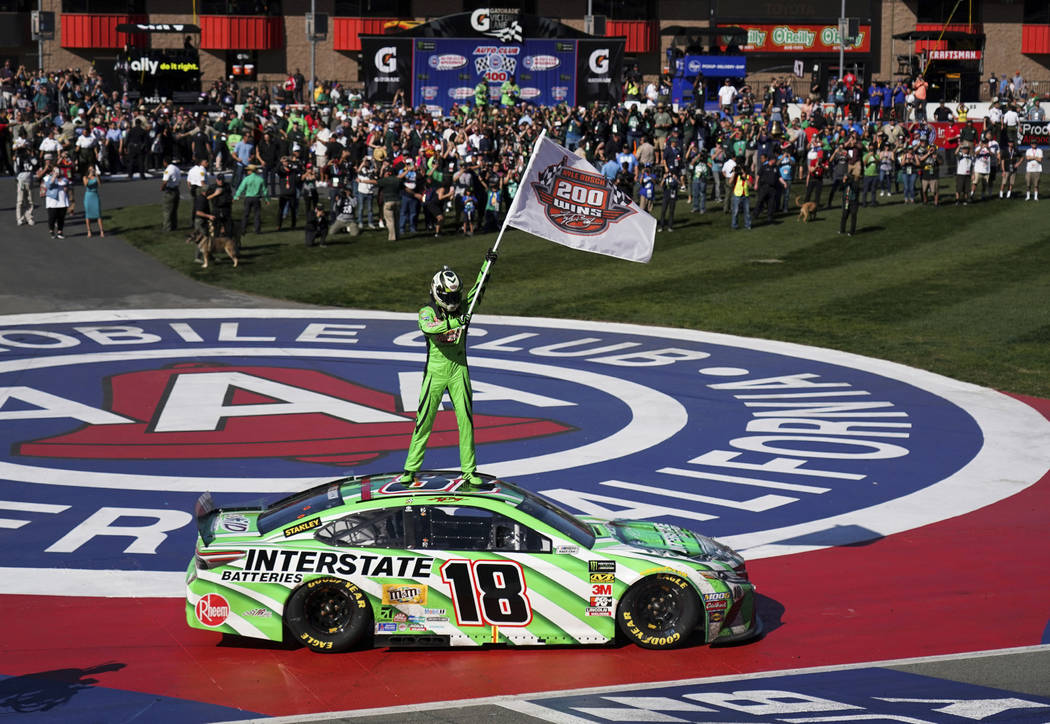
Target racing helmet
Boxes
[431,266,462,312]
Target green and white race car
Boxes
[186,472,760,652]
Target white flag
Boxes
[504,134,657,263]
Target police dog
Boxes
[187,220,239,268]
[796,196,818,222]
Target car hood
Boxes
[600,519,745,569]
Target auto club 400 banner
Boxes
[361,9,625,113]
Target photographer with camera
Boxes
[355,157,378,230]
[276,155,301,231]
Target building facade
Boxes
[1,0,1047,100]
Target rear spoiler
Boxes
[195,492,219,546]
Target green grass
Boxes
[106,181,1050,398]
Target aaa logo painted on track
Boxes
[0,310,1047,596]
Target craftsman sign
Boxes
[927,49,981,61]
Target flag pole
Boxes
[465,128,548,319]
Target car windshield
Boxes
[500,481,595,548]
[256,482,345,535]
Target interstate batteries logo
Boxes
[0,310,1047,597]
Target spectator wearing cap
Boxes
[1021,139,1042,201]
[376,163,402,241]
[254,130,283,196]
[652,103,672,154]
[600,151,620,183]
[38,126,62,163]
[193,180,216,236]
[233,133,255,188]
[234,163,269,235]
[839,163,861,236]
[398,158,421,235]
[355,157,378,230]
[690,150,711,214]
[73,126,98,177]
[186,158,209,198]
[300,164,319,214]
[160,157,181,232]
[718,79,737,117]
[276,156,300,231]
[207,175,233,237]
[754,156,786,225]
[14,137,38,226]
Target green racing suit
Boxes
[402,265,488,478]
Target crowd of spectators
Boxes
[1,57,1046,250]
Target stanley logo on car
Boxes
[284,517,321,537]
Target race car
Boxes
[186,471,760,652]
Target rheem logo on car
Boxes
[195,593,230,627]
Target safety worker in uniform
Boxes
[401,250,498,484]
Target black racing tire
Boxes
[616,573,701,650]
[284,577,371,653]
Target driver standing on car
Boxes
[400,250,498,485]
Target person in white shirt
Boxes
[38,128,62,162]
[954,147,973,204]
[987,104,1003,127]
[74,127,98,176]
[721,155,738,213]
[161,159,182,231]
[186,158,209,198]
[718,79,738,116]
[42,167,71,239]
[1003,105,1020,143]
[1021,140,1042,200]
[972,141,992,200]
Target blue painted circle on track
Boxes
[0,310,1046,593]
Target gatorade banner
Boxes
[575,39,624,107]
[360,37,413,104]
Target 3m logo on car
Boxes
[195,593,230,627]
[382,584,428,605]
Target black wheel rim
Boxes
[304,586,353,633]
[633,581,683,631]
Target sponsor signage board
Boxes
[725,23,871,53]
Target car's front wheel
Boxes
[616,573,700,649]
[285,577,371,653]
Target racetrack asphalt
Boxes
[0,173,1047,723]
[0,174,308,313]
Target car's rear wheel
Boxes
[616,573,700,649]
[285,577,371,653]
